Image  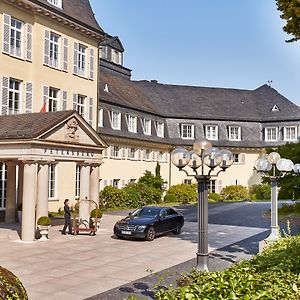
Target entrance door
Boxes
[0,163,7,210]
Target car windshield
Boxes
[131,207,160,218]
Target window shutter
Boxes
[239,153,246,164]
[25,82,33,113]
[44,30,50,65]
[3,14,11,54]
[88,97,93,125]
[25,24,33,61]
[89,48,94,80]
[62,37,68,72]
[1,77,9,115]
[73,93,77,111]
[62,91,67,111]
[217,180,223,193]
[73,42,78,74]
[42,85,49,111]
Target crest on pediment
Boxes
[65,118,79,141]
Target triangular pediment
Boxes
[37,112,108,148]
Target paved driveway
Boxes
[0,203,269,300]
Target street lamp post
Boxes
[171,139,234,271]
[254,152,300,241]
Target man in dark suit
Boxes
[62,199,72,235]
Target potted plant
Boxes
[17,203,22,224]
[37,216,51,241]
[90,208,102,229]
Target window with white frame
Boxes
[208,180,216,193]
[47,0,62,8]
[181,124,194,139]
[48,88,59,112]
[265,127,278,141]
[8,79,21,115]
[158,151,164,162]
[98,108,104,127]
[128,147,136,159]
[111,49,122,65]
[77,44,87,76]
[205,125,218,140]
[49,32,60,68]
[112,179,119,188]
[156,121,164,137]
[111,146,120,158]
[233,153,239,163]
[142,118,151,135]
[229,126,241,141]
[143,149,151,160]
[75,165,80,198]
[10,18,22,57]
[48,164,57,199]
[184,179,192,185]
[111,111,121,130]
[126,115,137,133]
[76,95,85,117]
[0,163,7,210]
[284,126,297,141]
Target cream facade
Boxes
[0,0,105,213]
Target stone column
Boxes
[5,162,17,224]
[17,164,24,208]
[36,163,49,222]
[79,163,91,222]
[21,161,37,241]
[90,165,100,209]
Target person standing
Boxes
[62,199,72,235]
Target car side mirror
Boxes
[159,213,166,219]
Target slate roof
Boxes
[100,36,124,52]
[100,71,300,122]
[133,81,300,122]
[0,111,74,139]
[28,0,103,33]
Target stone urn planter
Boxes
[37,225,51,241]
[90,208,102,230]
[37,216,52,241]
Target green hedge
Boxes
[220,185,249,201]
[208,192,223,202]
[249,184,271,200]
[99,186,127,209]
[166,184,197,204]
[156,235,300,299]
[0,266,28,299]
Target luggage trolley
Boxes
[72,199,100,236]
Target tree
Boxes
[276,0,300,42]
[266,142,300,199]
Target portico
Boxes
[0,111,107,241]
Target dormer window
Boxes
[284,126,298,141]
[205,125,218,140]
[265,127,278,141]
[228,126,241,141]
[110,111,121,130]
[126,115,137,133]
[155,121,164,138]
[47,0,62,9]
[111,49,123,65]
[142,118,151,135]
[181,124,194,140]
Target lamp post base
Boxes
[196,253,208,271]
[266,226,279,241]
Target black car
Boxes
[113,206,184,241]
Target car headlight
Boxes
[137,225,146,232]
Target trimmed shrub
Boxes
[208,192,223,202]
[164,193,177,203]
[167,184,197,204]
[220,185,249,201]
[37,216,51,226]
[90,208,103,218]
[0,266,28,299]
[99,186,127,209]
[250,183,271,200]
[124,182,162,208]
[156,235,300,300]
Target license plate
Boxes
[121,231,132,235]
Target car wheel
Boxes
[146,226,156,241]
[173,224,182,235]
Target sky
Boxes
[90,0,300,105]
